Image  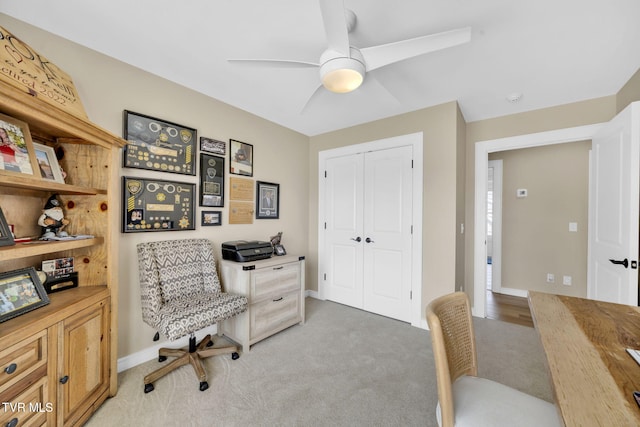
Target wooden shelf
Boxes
[0,237,104,261]
[0,174,106,196]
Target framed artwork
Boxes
[123,110,196,176]
[256,181,279,219]
[0,207,15,247]
[0,267,50,323]
[229,139,253,176]
[201,210,222,226]
[122,176,196,232]
[200,137,226,156]
[199,153,225,207]
[33,142,65,183]
[0,112,39,179]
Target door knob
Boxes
[365,237,374,243]
[351,237,361,242]
[609,258,629,268]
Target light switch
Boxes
[569,222,578,232]
[516,189,527,198]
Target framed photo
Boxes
[199,153,225,207]
[200,137,226,156]
[123,110,196,176]
[0,112,39,178]
[33,142,65,183]
[201,210,222,226]
[229,139,253,176]
[274,244,287,256]
[0,267,50,323]
[0,207,15,247]
[122,176,196,233]
[256,181,279,219]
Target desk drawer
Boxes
[250,290,301,341]
[0,330,47,392]
[251,262,300,303]
[0,376,49,427]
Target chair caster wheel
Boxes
[232,352,240,360]
[206,340,214,347]
[158,355,167,362]
[199,381,209,392]
[144,383,154,393]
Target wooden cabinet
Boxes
[219,255,305,353]
[0,77,124,426]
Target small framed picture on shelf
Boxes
[199,153,225,207]
[0,112,40,179]
[122,110,197,176]
[201,210,222,226]
[0,207,15,247]
[33,143,65,183]
[229,139,253,177]
[256,181,279,219]
[0,267,50,323]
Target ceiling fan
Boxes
[229,0,471,110]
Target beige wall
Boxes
[1,15,310,358]
[308,101,464,317]
[489,141,591,297]
[617,68,640,114]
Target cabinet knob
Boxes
[6,418,18,427]
[4,363,17,374]
[60,375,69,384]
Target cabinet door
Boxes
[58,298,110,426]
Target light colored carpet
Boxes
[86,297,553,427]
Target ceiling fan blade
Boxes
[301,84,325,114]
[319,0,350,56]
[228,59,319,68]
[361,26,471,72]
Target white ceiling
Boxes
[1,0,639,136]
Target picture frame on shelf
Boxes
[122,110,197,176]
[256,181,279,219]
[229,139,253,177]
[0,267,50,323]
[199,153,225,207]
[33,142,65,183]
[122,176,196,233]
[0,207,15,247]
[0,112,40,179]
[201,210,222,226]
[200,137,226,156]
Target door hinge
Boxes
[323,273,327,280]
[324,170,327,178]
[324,222,327,230]
[410,290,412,300]
[411,225,413,234]
[411,160,414,169]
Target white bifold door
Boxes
[323,145,413,322]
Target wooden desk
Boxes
[528,291,640,426]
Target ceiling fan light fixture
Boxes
[320,57,365,93]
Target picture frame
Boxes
[274,244,287,256]
[229,139,253,177]
[0,267,50,323]
[122,176,196,233]
[201,210,222,226]
[122,110,197,176]
[256,181,279,219]
[200,137,226,156]
[199,153,225,207]
[0,207,15,247]
[33,142,65,183]
[0,112,40,179]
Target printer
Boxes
[222,240,273,262]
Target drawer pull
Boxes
[273,297,284,302]
[7,418,18,427]
[273,266,284,270]
[4,363,17,374]
[60,375,69,384]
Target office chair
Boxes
[426,292,561,427]
[137,238,248,393]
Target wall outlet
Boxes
[563,275,572,286]
[546,273,555,283]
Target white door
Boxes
[324,154,364,307]
[363,146,413,321]
[323,145,413,322]
[588,103,639,305]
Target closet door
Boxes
[363,146,413,321]
[324,153,364,308]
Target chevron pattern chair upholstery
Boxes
[137,238,248,393]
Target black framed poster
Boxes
[199,153,225,207]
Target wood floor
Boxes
[485,290,534,328]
